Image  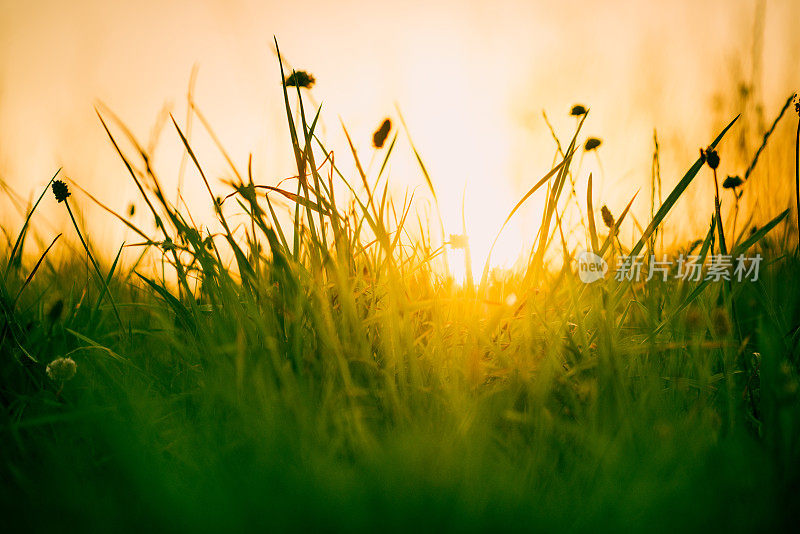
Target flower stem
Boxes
[795,115,800,254]
[64,200,124,328]
[712,168,727,255]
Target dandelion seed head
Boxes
[46,357,77,382]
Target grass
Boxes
[1,54,799,531]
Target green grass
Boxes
[1,60,799,531]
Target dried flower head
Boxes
[600,205,615,229]
[701,147,720,170]
[52,180,71,203]
[284,70,315,89]
[46,357,77,382]
[584,137,602,151]
[722,175,743,189]
[570,104,587,116]
[373,119,392,149]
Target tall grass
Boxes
[1,51,799,531]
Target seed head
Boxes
[284,70,315,89]
[722,175,743,189]
[161,238,176,252]
[600,205,615,229]
[46,357,77,382]
[372,118,391,149]
[238,182,257,205]
[52,180,71,203]
[584,137,602,151]
[570,104,587,116]
[701,147,720,170]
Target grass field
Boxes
[1,55,799,531]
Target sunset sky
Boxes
[1,0,798,272]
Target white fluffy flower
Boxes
[46,357,77,382]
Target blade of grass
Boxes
[587,173,599,254]
[5,169,61,278]
[11,234,61,309]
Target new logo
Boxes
[577,250,608,283]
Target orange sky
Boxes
[1,0,798,274]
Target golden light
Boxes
[1,0,799,274]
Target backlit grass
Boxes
[1,53,799,532]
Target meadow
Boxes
[1,48,799,531]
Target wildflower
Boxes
[52,180,71,203]
[373,119,391,148]
[284,70,315,89]
[700,147,720,169]
[722,175,743,189]
[46,357,77,382]
[584,137,602,151]
[570,104,587,116]
[600,205,615,229]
